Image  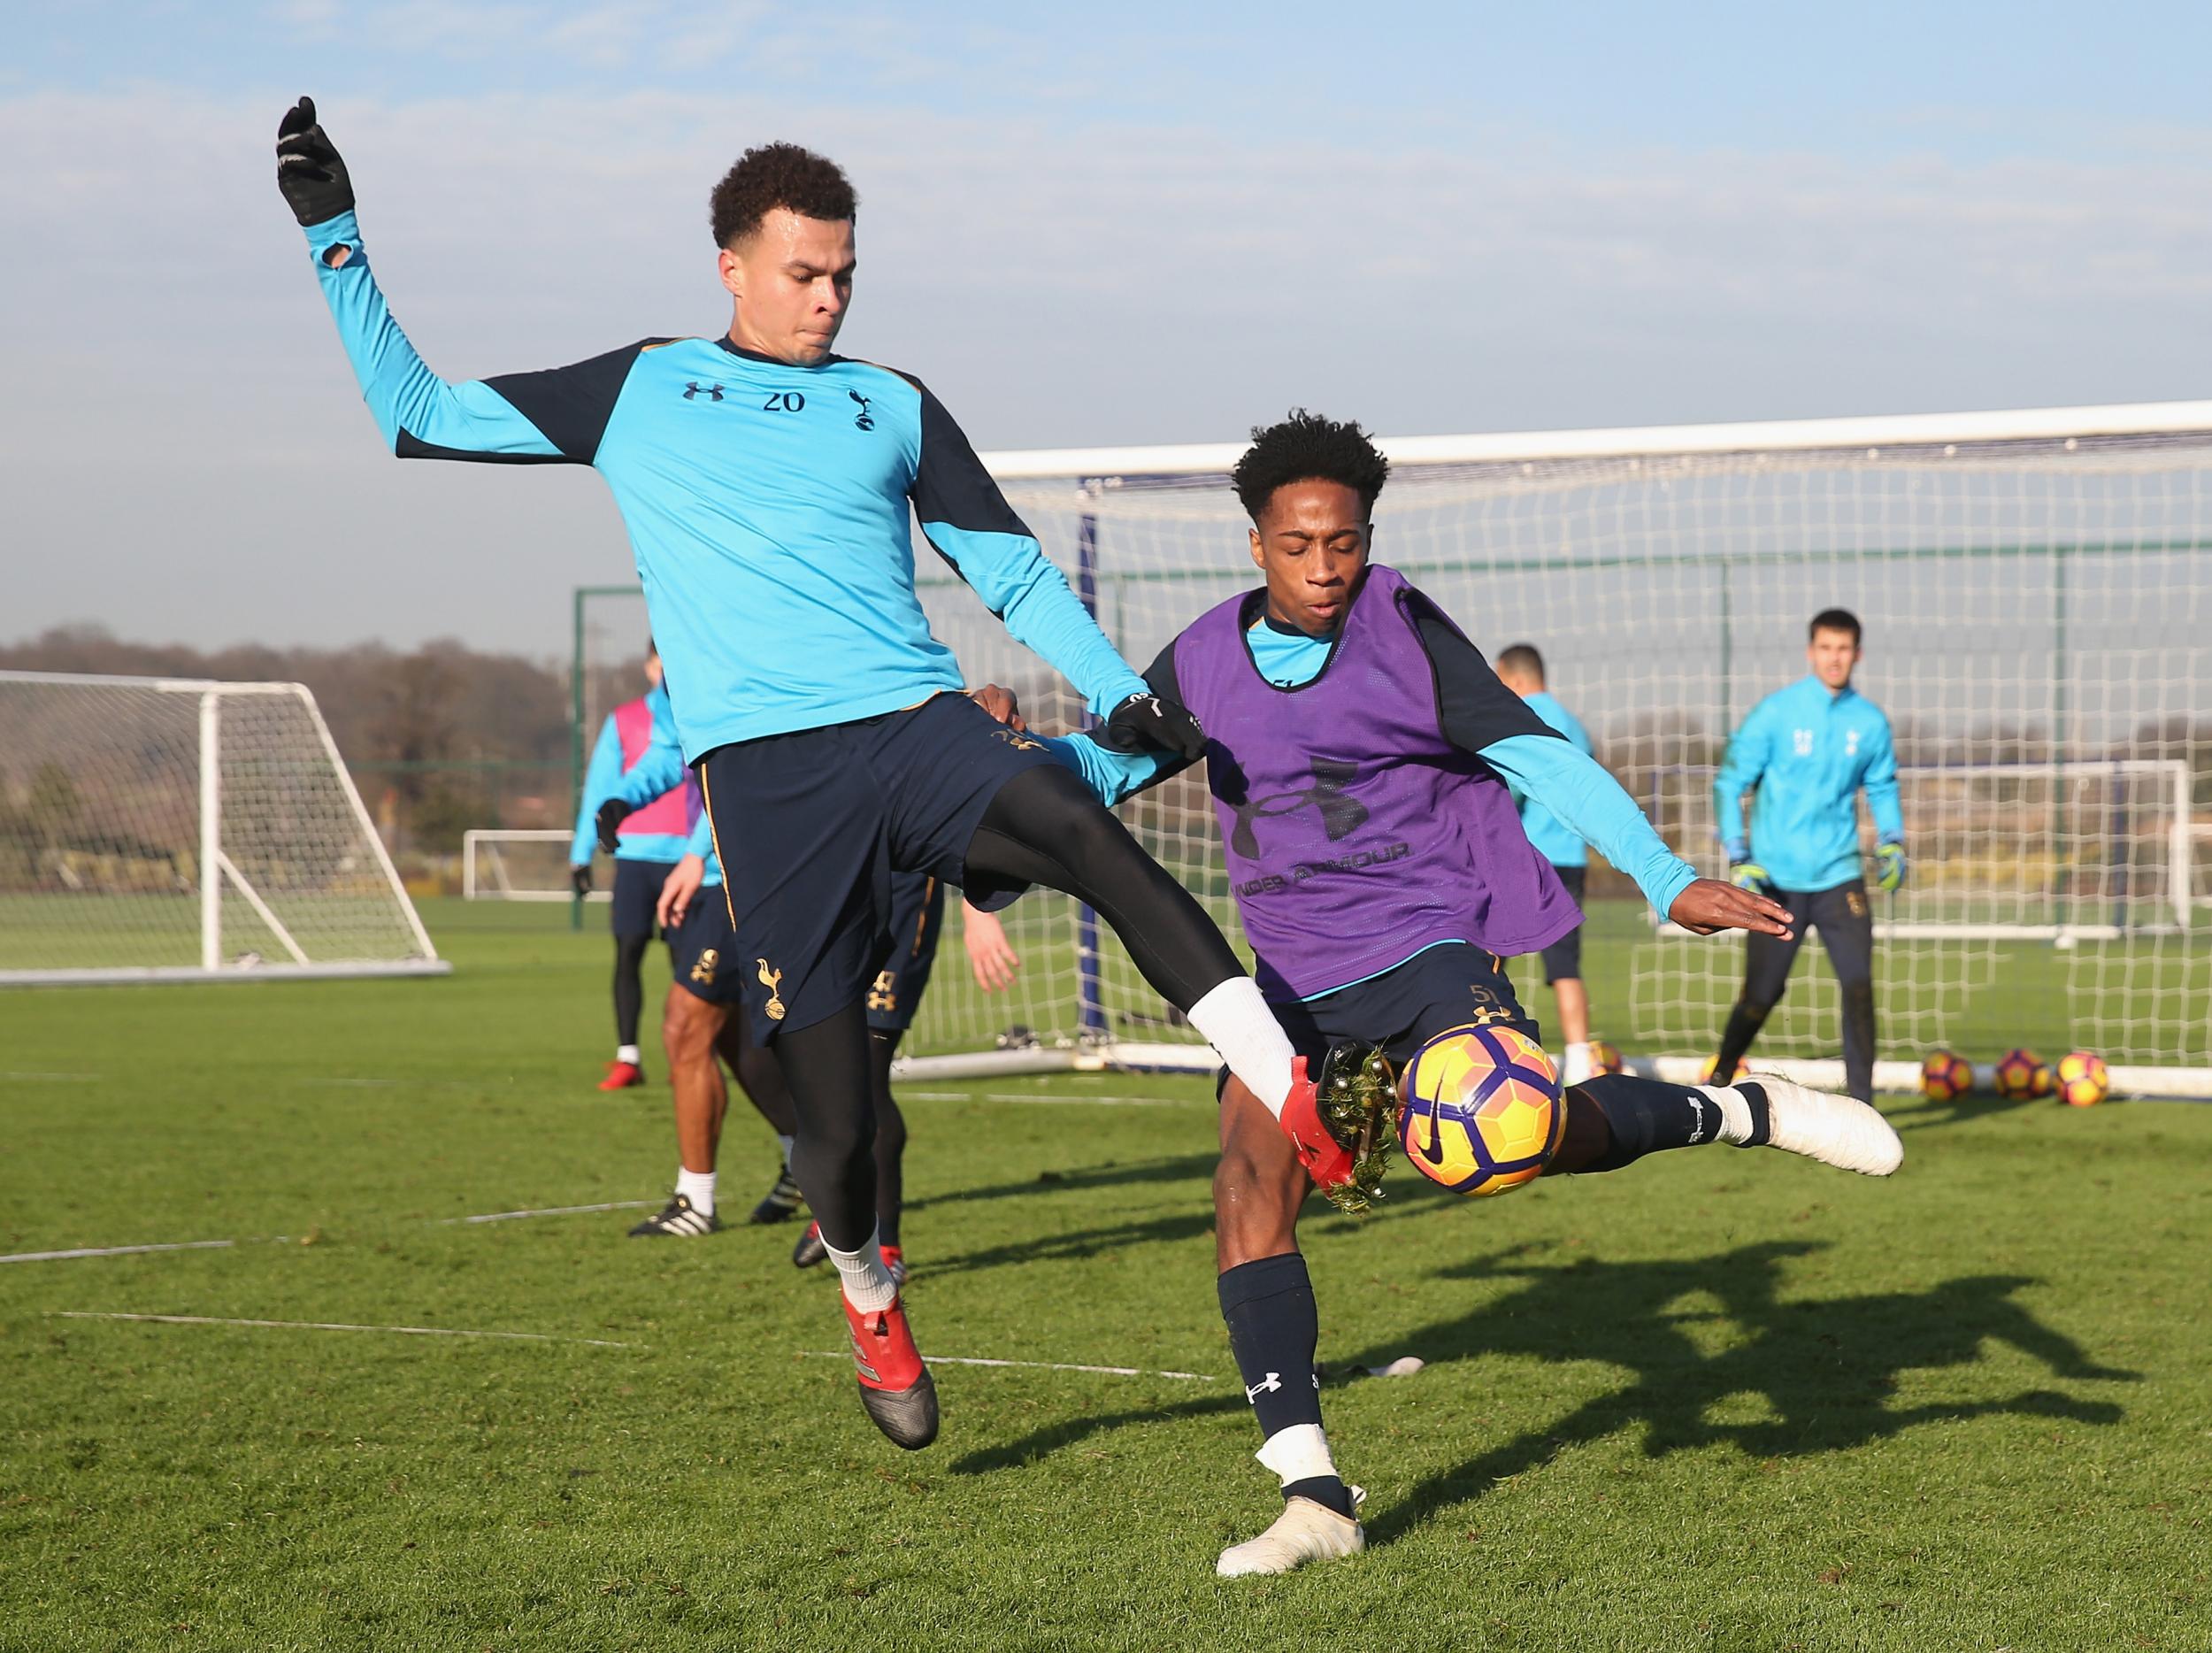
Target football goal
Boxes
[0,672,446,984]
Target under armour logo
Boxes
[1227,759,1369,858]
[1245,1372,1283,1402]
[683,382,725,402]
[1793,727,1814,756]
[849,389,875,430]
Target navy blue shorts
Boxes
[667,886,745,1006]
[611,857,679,942]
[1268,943,1540,1076]
[866,872,947,1036]
[1537,865,1586,985]
[698,693,1060,1043]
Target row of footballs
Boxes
[1921,1047,2109,1106]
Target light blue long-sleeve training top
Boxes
[607,720,721,887]
[569,684,693,866]
[1510,689,1594,869]
[299,210,1148,763]
[1714,674,1903,892]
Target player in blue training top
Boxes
[1494,644,1604,1087]
[1709,609,1906,1103]
[277,102,1350,1453]
[570,642,693,1091]
[1025,413,1903,1576]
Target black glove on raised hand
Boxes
[1101,692,1207,761]
[276,96,356,227]
[595,799,633,855]
[571,864,594,898]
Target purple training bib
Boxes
[1171,564,1576,1000]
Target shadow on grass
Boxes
[1886,1092,2048,1133]
[951,1238,2140,1546]
[906,1154,1220,1215]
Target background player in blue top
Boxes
[570,642,692,1091]
[278,103,1347,1454]
[1709,610,1907,1103]
[1495,644,1604,1087]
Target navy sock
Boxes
[1217,1254,1350,1516]
[1574,1073,1726,1172]
[1733,1080,1773,1148]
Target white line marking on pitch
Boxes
[49,1311,639,1349]
[980,1092,1195,1107]
[1,1239,240,1265]
[803,1350,1217,1381]
[444,1200,658,1225]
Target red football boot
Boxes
[841,1293,938,1449]
[1276,1056,1355,1188]
[597,1059,646,1091]
[879,1244,907,1288]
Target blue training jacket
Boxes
[1510,690,1594,869]
[1714,674,1903,892]
[300,211,1148,762]
[570,684,694,866]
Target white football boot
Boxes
[1216,1488,1366,1578]
[1752,1075,1903,1176]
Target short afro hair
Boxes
[710,142,857,250]
[1231,410,1390,522]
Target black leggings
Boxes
[611,933,651,1048]
[784,765,1245,1250]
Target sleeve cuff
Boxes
[303,208,362,257]
[1650,858,1700,921]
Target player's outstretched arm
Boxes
[276,97,634,465]
[908,384,1202,757]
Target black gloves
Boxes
[276,96,356,227]
[1101,692,1207,761]
[571,864,594,898]
[595,799,633,855]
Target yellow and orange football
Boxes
[2055,1050,2109,1107]
[1397,1024,1563,1197]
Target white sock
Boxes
[1560,1042,1594,1088]
[1255,1422,1339,1488]
[675,1165,717,1214]
[1187,977,1297,1116]
[777,1134,795,1168]
[1700,1085,1755,1146]
[826,1228,900,1313]
[616,1043,641,1065]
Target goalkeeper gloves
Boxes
[1874,841,1908,893]
[570,864,593,898]
[595,799,633,855]
[276,96,356,227]
[1101,692,1207,761]
[1729,859,1776,898]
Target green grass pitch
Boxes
[2,901,2208,1650]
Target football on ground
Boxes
[1922,1049,1973,1102]
[2055,1050,2110,1107]
[1396,1023,1564,1196]
[1994,1048,2053,1101]
[1588,1038,1626,1075]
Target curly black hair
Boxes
[710,142,857,249]
[1230,410,1390,521]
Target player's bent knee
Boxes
[662,986,720,1059]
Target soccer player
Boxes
[569,642,686,1090]
[1708,610,1906,1104]
[1494,644,1602,1086]
[615,798,807,1237]
[278,103,1348,1454]
[1021,412,1903,1575]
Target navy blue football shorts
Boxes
[866,871,947,1036]
[1225,943,1540,1096]
[697,692,1060,1044]
[610,857,679,942]
[666,887,745,1006]
[1537,865,1586,985]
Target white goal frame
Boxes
[0,672,446,986]
[462,829,609,903]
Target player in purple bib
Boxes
[1040,413,1904,1575]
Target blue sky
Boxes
[6,2,2211,651]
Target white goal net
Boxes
[887,401,2211,1094]
[0,672,446,984]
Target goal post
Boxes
[463,828,610,903]
[0,672,447,985]
[879,398,2212,1096]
